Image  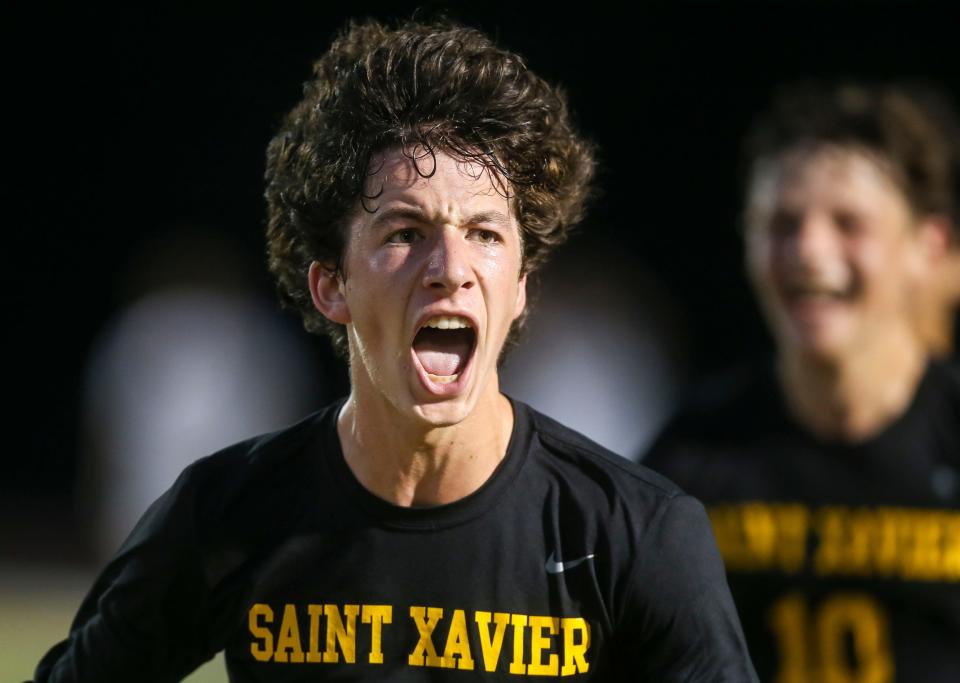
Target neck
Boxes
[778,326,927,442]
[336,379,514,507]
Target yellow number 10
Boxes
[769,592,894,683]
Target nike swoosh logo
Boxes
[545,551,595,574]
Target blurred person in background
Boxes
[34,18,756,682]
[80,228,321,561]
[645,83,960,683]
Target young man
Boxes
[646,84,960,683]
[35,20,756,682]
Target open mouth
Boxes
[782,279,857,306]
[411,315,477,392]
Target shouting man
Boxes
[35,19,755,682]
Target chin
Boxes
[774,307,858,360]
[780,326,855,364]
[410,396,476,428]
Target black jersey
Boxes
[645,361,960,683]
[35,397,756,682]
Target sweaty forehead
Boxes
[362,147,515,222]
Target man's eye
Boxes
[834,211,864,235]
[472,229,500,244]
[387,229,420,244]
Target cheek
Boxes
[852,235,887,266]
[365,248,413,279]
[477,276,522,336]
[480,251,521,294]
[477,244,516,277]
[346,250,418,310]
[864,241,926,310]
[850,238,901,293]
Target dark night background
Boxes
[4,1,958,564]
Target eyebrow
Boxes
[465,210,512,227]
[369,207,428,230]
[369,207,513,229]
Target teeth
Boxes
[427,372,459,384]
[787,282,846,297]
[423,315,472,330]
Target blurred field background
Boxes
[0,568,226,682]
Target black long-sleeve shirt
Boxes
[646,361,960,683]
[37,397,757,681]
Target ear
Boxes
[915,215,951,263]
[308,261,351,325]
[513,272,528,320]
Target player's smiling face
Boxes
[312,146,526,427]
[745,146,928,361]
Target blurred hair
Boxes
[264,19,596,356]
[742,82,960,232]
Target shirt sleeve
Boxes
[33,464,221,683]
[621,493,758,682]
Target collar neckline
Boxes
[320,395,532,530]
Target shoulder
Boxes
[644,363,779,462]
[148,402,339,545]
[185,404,333,489]
[886,359,960,443]
[926,359,960,401]
[639,362,788,499]
[515,398,722,562]
[516,399,687,512]
[915,360,960,457]
[667,362,779,438]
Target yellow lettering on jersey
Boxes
[439,608,475,670]
[769,593,809,683]
[248,603,274,662]
[812,507,960,581]
[361,604,392,665]
[846,509,874,575]
[710,502,960,582]
[817,594,893,683]
[890,510,916,578]
[770,592,896,683]
[509,614,528,674]
[710,503,809,573]
[247,602,593,673]
[306,604,323,663]
[709,506,741,564]
[408,606,444,667]
[814,507,844,576]
[323,604,358,664]
[945,515,960,579]
[561,617,590,676]
[527,616,560,675]
[475,611,510,672]
[275,604,305,663]
[743,502,778,566]
[874,509,899,577]
[910,514,942,580]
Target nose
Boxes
[784,213,838,268]
[422,229,475,291]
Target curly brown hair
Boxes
[742,82,960,227]
[264,19,596,356]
